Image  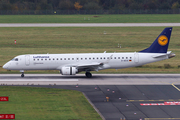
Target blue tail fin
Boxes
[139,27,172,53]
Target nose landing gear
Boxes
[20,70,24,77]
[21,73,24,77]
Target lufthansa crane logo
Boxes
[158,35,168,46]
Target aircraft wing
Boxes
[57,54,114,72]
[76,62,103,71]
[56,62,104,71]
[75,55,113,71]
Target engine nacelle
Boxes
[61,67,77,75]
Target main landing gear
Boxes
[85,72,92,78]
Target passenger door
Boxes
[134,53,139,63]
[25,55,30,66]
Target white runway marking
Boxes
[0,79,78,82]
[0,74,180,85]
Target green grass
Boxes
[0,27,180,73]
[0,14,180,23]
[0,86,101,120]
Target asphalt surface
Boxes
[1,74,180,120]
[17,85,180,120]
[0,23,180,27]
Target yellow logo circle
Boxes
[158,35,168,46]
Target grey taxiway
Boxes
[1,74,180,120]
[1,23,180,27]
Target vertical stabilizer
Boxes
[139,27,172,53]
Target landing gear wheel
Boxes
[85,72,92,78]
[21,73,24,77]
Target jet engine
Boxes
[60,67,77,75]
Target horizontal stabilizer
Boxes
[152,54,167,58]
[152,51,175,58]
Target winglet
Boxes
[139,27,172,53]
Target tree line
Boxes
[0,0,180,11]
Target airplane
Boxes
[3,27,175,78]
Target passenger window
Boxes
[89,58,91,60]
[93,58,95,60]
[107,57,109,59]
[122,57,124,59]
[126,57,128,59]
[85,58,87,60]
[34,59,35,61]
[68,58,70,60]
[81,58,83,60]
[64,58,66,60]
[100,57,102,59]
[104,57,106,59]
[114,57,116,59]
[118,57,120,59]
[15,58,18,61]
[97,57,98,59]
[41,59,43,61]
[72,58,74,60]
[57,58,58,60]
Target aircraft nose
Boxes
[3,63,9,69]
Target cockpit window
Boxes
[11,58,18,61]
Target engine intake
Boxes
[61,67,77,75]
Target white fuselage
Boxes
[2,27,175,78]
[3,52,168,71]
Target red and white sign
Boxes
[140,103,165,106]
[164,102,180,105]
[0,97,8,101]
[14,40,16,44]
[140,101,180,106]
[0,114,15,119]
